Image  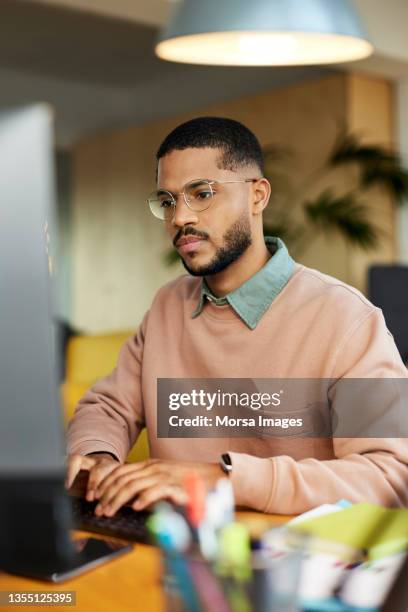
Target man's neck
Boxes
[205,240,271,297]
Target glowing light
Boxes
[156,0,373,67]
[156,31,373,66]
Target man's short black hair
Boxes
[156,116,264,174]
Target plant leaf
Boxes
[329,131,408,204]
[304,189,379,249]
[262,222,291,242]
[330,131,386,165]
[163,247,180,266]
[360,161,408,203]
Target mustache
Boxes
[173,227,209,247]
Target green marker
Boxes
[216,522,252,612]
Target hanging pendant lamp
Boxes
[156,0,373,66]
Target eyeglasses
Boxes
[147,178,259,220]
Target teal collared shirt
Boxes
[192,236,295,330]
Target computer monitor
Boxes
[0,105,129,581]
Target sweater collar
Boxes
[191,236,294,329]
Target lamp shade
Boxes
[156,0,373,66]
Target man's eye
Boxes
[160,199,173,208]
[195,189,212,200]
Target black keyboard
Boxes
[71,497,151,544]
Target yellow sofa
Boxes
[61,330,149,463]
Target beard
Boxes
[181,212,252,276]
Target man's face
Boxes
[157,147,256,276]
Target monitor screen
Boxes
[0,105,65,475]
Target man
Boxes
[66,116,408,516]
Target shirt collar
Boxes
[191,236,294,329]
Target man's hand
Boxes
[93,459,223,516]
[65,453,119,501]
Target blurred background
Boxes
[1,0,407,421]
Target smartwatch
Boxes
[86,451,118,461]
[219,453,233,475]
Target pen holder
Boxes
[159,544,303,612]
[249,547,303,612]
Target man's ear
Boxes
[252,178,271,215]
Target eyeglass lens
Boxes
[148,180,214,220]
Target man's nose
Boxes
[171,195,199,228]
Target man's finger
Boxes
[86,461,118,501]
[95,472,141,505]
[95,475,161,516]
[133,484,188,511]
[95,462,161,497]
[65,454,95,489]
[96,470,162,507]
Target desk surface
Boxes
[0,512,291,612]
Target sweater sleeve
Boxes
[66,312,149,463]
[229,308,408,514]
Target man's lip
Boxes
[175,236,205,247]
[177,239,205,254]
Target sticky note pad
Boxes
[289,503,408,560]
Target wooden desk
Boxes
[0,513,290,612]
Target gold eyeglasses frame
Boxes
[147,177,260,220]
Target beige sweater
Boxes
[67,264,408,513]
